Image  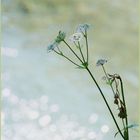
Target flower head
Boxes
[96,59,107,66]
[69,32,83,43]
[76,24,90,33]
[47,42,58,52]
[55,31,66,43]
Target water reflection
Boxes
[101,125,109,133]
[88,113,98,124]
[1,47,18,58]
[2,90,110,140]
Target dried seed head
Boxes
[114,98,119,105]
[114,94,119,99]
[118,107,127,119]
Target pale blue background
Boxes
[2,0,139,140]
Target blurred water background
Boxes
[1,0,139,140]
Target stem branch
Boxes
[78,41,86,63]
[63,40,83,64]
[85,31,89,63]
[102,65,115,96]
[53,50,83,68]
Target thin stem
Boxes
[85,31,89,63]
[119,77,129,140]
[85,67,125,139]
[56,46,61,53]
[114,79,120,96]
[78,41,86,63]
[122,119,126,131]
[53,49,61,55]
[114,79,125,107]
[74,42,79,49]
[102,65,115,96]
[63,40,84,64]
[53,50,83,68]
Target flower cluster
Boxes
[47,31,66,52]
[47,42,59,52]
[96,59,107,66]
[69,24,90,44]
[69,32,83,43]
[55,31,66,43]
[47,24,90,52]
[76,24,90,34]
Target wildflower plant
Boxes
[47,24,137,140]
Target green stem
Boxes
[122,119,126,131]
[85,67,125,139]
[119,77,129,140]
[85,31,89,63]
[102,65,115,96]
[63,40,84,64]
[53,50,83,68]
[78,41,86,63]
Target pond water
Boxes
[2,0,139,140]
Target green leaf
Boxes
[114,131,120,138]
[127,124,139,129]
[106,80,112,85]
[106,78,115,85]
[76,66,85,69]
[114,124,139,138]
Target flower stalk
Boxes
[47,24,130,140]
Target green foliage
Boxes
[114,124,139,138]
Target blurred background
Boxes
[2,0,139,140]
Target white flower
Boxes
[76,24,90,33]
[96,59,107,66]
[69,32,83,43]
